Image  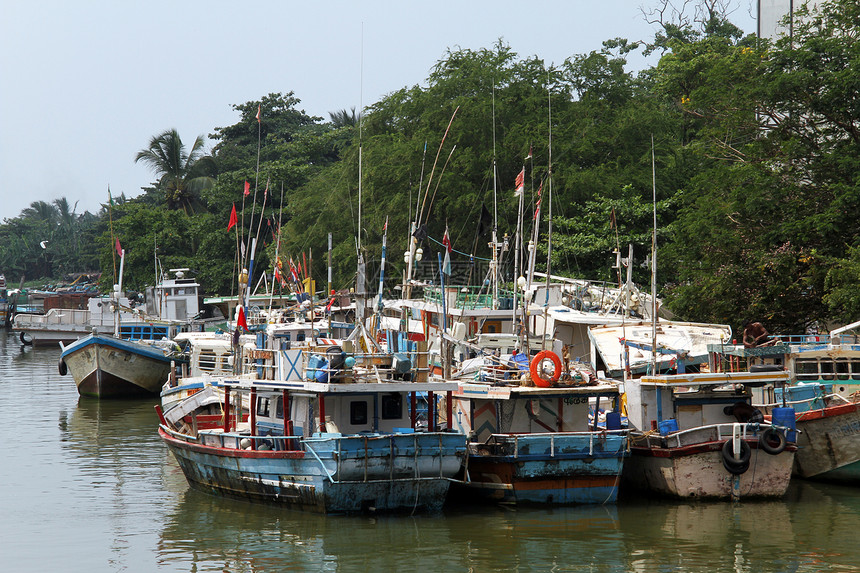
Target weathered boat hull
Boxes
[160,427,466,514]
[453,433,628,504]
[793,403,860,482]
[624,440,795,499]
[61,334,174,398]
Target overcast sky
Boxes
[0,1,756,219]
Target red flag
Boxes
[255,104,261,123]
[533,181,543,220]
[514,168,525,197]
[236,305,249,331]
[243,181,250,196]
[227,204,237,230]
[526,145,533,160]
[115,237,123,257]
[442,228,452,253]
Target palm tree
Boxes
[328,107,357,128]
[21,200,58,223]
[134,129,217,214]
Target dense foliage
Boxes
[2,0,859,337]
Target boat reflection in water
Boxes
[618,480,860,572]
[157,493,623,572]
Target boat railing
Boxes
[14,308,90,327]
[482,430,628,458]
[775,333,860,345]
[758,391,850,410]
[422,285,517,310]
[647,421,797,449]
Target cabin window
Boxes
[275,396,284,419]
[836,360,850,380]
[820,361,835,380]
[256,397,270,417]
[851,361,860,376]
[297,332,306,342]
[199,350,217,371]
[381,393,402,420]
[350,401,368,425]
[796,360,819,381]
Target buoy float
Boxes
[530,350,562,387]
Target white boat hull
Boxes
[624,439,795,499]
[61,335,174,398]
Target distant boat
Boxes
[59,333,181,399]
[0,275,8,328]
[13,268,211,347]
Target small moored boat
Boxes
[60,333,181,398]
[622,370,797,500]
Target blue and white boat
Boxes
[449,380,628,505]
[158,342,467,514]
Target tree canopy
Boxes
[4,0,860,337]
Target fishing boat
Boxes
[157,341,467,514]
[57,249,187,399]
[712,327,860,483]
[449,378,628,505]
[622,370,797,500]
[59,333,182,398]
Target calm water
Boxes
[3,332,860,572]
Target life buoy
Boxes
[530,350,562,388]
[721,439,751,475]
[58,359,67,376]
[759,427,787,455]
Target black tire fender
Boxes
[58,359,67,376]
[721,439,752,475]
[759,427,787,455]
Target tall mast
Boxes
[491,81,499,307]
[651,134,658,375]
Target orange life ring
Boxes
[530,350,562,387]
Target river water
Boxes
[3,332,860,572]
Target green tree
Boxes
[134,129,216,214]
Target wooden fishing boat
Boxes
[712,332,860,484]
[622,370,797,500]
[773,384,860,482]
[449,380,628,504]
[60,333,180,398]
[158,342,467,514]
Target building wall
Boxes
[758,0,825,40]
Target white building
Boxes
[758,0,825,40]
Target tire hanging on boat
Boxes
[58,359,67,376]
[530,350,562,388]
[758,427,787,455]
[721,439,751,475]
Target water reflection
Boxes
[159,496,626,572]
[6,332,860,572]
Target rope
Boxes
[427,235,492,261]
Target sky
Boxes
[0,0,756,220]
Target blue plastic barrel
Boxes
[771,407,797,442]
